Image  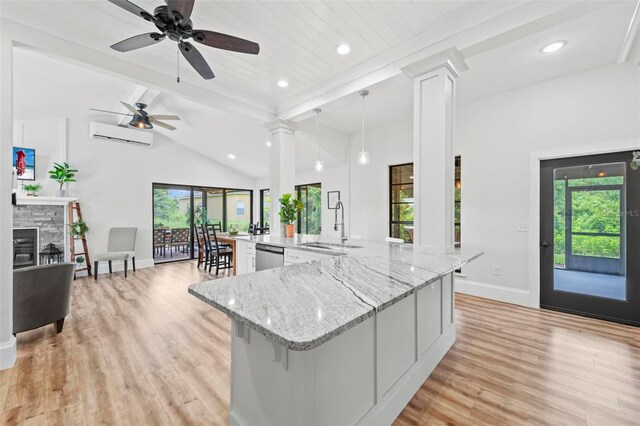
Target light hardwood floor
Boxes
[1,261,639,425]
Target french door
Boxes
[540,151,640,325]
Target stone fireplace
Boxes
[13,201,69,268]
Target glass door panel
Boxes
[205,189,224,229]
[153,184,193,263]
[226,190,252,232]
[541,155,640,325]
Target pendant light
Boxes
[358,90,370,165]
[313,108,324,172]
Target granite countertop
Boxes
[189,235,482,351]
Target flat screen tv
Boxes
[13,147,36,181]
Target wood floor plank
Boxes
[2,263,639,425]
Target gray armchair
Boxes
[13,262,76,335]
[94,227,137,281]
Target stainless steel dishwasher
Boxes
[255,244,285,271]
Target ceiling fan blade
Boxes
[107,0,156,23]
[192,30,260,55]
[90,108,133,117]
[179,42,215,80]
[149,115,181,121]
[166,0,194,24]
[121,102,142,116]
[150,118,177,130]
[110,32,165,52]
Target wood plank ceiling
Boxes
[1,1,472,110]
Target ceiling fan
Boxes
[91,102,181,130]
[106,0,260,80]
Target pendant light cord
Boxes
[176,45,180,83]
[361,94,365,152]
[313,108,322,163]
[360,90,369,152]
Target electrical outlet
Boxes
[492,265,501,276]
[517,222,529,232]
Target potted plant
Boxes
[75,256,85,267]
[278,193,303,238]
[70,220,89,238]
[23,183,42,197]
[48,162,77,197]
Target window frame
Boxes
[388,163,415,242]
[295,182,322,235]
[152,182,253,264]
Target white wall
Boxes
[65,119,256,269]
[346,61,639,305]
[14,117,257,271]
[12,119,66,195]
[349,117,413,242]
[455,61,639,303]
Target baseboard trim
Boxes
[93,258,155,275]
[0,336,17,370]
[456,278,531,307]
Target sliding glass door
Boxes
[153,183,253,264]
[153,184,195,264]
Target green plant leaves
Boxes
[48,162,78,189]
[278,193,303,224]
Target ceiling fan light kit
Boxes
[107,0,260,81]
[90,101,180,131]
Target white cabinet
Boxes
[246,243,256,273]
[236,240,255,275]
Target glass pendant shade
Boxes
[315,159,324,171]
[358,151,370,165]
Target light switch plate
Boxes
[517,222,529,232]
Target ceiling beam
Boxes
[277,1,611,122]
[618,0,640,64]
[117,86,161,127]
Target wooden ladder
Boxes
[68,201,92,279]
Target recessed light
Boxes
[266,141,272,147]
[541,41,566,53]
[228,154,236,160]
[277,79,289,88]
[336,43,350,55]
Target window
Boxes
[455,156,461,247]
[295,183,322,235]
[236,201,245,216]
[226,190,252,231]
[260,189,270,227]
[389,163,414,242]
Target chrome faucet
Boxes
[334,200,348,243]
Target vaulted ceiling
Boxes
[1,0,482,113]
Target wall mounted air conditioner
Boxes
[89,121,153,148]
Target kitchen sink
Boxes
[299,242,363,250]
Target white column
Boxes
[0,19,17,369]
[265,119,297,236]
[401,48,468,250]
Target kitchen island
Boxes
[189,235,481,425]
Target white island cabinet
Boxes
[189,236,482,426]
[235,240,255,275]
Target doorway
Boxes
[152,183,253,264]
[540,151,640,325]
